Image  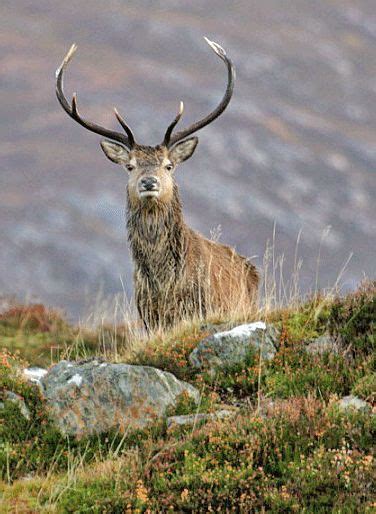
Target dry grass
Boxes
[1,293,374,512]
[73,226,355,367]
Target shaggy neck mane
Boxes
[126,185,186,282]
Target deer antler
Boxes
[163,101,184,146]
[162,37,235,148]
[56,44,136,148]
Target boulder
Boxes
[167,409,235,429]
[305,335,339,355]
[189,322,278,369]
[41,360,199,437]
[0,391,31,420]
[337,395,371,413]
[23,367,47,387]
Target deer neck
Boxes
[126,186,186,280]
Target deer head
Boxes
[55,38,235,208]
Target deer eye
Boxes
[165,164,173,171]
[126,164,134,171]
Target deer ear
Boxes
[169,137,198,164]
[100,140,130,164]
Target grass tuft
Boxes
[0,281,375,512]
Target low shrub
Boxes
[1,284,375,512]
[328,280,375,357]
[352,373,376,403]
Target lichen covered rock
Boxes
[0,390,31,420]
[189,322,279,369]
[305,334,339,355]
[337,395,371,413]
[167,409,235,429]
[41,360,199,437]
[23,367,47,387]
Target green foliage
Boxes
[0,358,58,481]
[133,326,207,381]
[4,400,372,513]
[280,295,331,343]
[201,346,260,398]
[0,357,128,482]
[201,341,363,404]
[0,303,98,367]
[1,284,375,512]
[352,373,376,403]
[328,280,375,357]
[54,478,127,514]
[166,390,200,417]
[264,347,359,400]
[144,404,374,512]
[200,289,374,404]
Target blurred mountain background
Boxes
[1,0,375,321]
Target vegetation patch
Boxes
[328,280,375,357]
[132,324,209,381]
[0,304,98,367]
[0,283,375,512]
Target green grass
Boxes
[0,282,375,512]
[0,304,104,367]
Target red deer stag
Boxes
[56,39,259,330]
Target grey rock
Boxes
[337,395,371,413]
[189,322,278,369]
[305,335,339,355]
[167,409,235,429]
[0,391,31,420]
[41,360,199,437]
[23,367,48,388]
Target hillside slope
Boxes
[1,0,375,319]
[0,282,375,512]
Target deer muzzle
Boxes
[138,176,160,198]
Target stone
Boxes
[41,360,199,438]
[23,367,47,387]
[337,395,371,413]
[0,391,30,420]
[305,335,339,355]
[167,409,235,429]
[189,322,278,369]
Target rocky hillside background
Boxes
[1,0,375,320]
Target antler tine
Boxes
[162,101,184,146]
[165,37,235,148]
[56,44,135,148]
[114,108,135,147]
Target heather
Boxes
[0,282,375,512]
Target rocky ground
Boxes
[0,281,375,511]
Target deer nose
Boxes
[140,176,158,190]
